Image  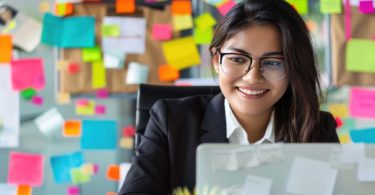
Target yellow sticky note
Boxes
[56,92,71,104]
[81,163,95,175]
[91,61,107,89]
[101,25,120,37]
[120,137,134,149]
[328,103,349,118]
[76,100,96,115]
[173,14,193,31]
[194,12,217,30]
[83,47,102,63]
[162,36,201,70]
[320,0,342,14]
[286,0,308,15]
[193,27,213,45]
[339,134,351,144]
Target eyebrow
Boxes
[226,47,283,57]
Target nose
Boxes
[241,61,265,83]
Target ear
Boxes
[211,48,220,74]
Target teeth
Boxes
[238,88,267,95]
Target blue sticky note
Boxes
[41,13,95,48]
[50,151,84,183]
[350,128,375,143]
[81,120,117,150]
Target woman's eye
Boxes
[228,56,249,64]
[262,59,283,67]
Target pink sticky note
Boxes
[96,88,109,99]
[217,0,236,16]
[76,99,90,106]
[93,164,99,174]
[359,0,375,14]
[152,24,172,40]
[349,87,375,118]
[7,152,44,187]
[344,0,352,41]
[67,186,80,195]
[31,96,44,106]
[95,104,106,115]
[10,58,45,91]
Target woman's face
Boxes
[213,24,289,119]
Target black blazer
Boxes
[119,93,339,195]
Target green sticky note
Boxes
[83,46,102,63]
[194,12,216,30]
[320,0,342,14]
[21,88,36,100]
[91,61,107,89]
[70,168,91,184]
[101,24,120,37]
[346,39,375,73]
[193,27,213,45]
[286,0,308,15]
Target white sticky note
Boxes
[242,175,272,195]
[358,158,375,182]
[104,52,124,69]
[118,162,132,191]
[0,183,17,195]
[211,149,237,171]
[125,62,149,84]
[256,144,285,164]
[34,107,64,136]
[235,147,260,169]
[340,144,366,164]
[286,157,337,195]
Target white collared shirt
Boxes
[224,99,275,144]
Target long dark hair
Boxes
[209,0,325,142]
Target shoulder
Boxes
[319,111,339,142]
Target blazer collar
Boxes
[200,93,229,143]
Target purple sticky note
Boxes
[31,95,44,105]
[359,0,375,14]
[10,58,45,91]
[349,87,375,118]
[96,88,109,99]
[7,152,44,186]
[67,186,80,195]
[152,24,172,40]
[95,104,106,115]
[217,0,236,16]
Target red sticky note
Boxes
[96,88,109,99]
[217,0,236,16]
[116,0,135,13]
[17,185,32,195]
[158,64,180,82]
[68,63,80,74]
[152,24,172,40]
[95,104,106,115]
[8,152,44,187]
[106,164,120,181]
[0,35,12,63]
[10,58,45,91]
[171,0,192,15]
[31,95,44,106]
[122,125,136,137]
[335,117,343,128]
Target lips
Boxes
[237,87,268,95]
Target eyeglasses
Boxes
[217,51,286,81]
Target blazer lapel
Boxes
[200,93,229,143]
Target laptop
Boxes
[196,143,375,195]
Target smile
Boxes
[238,87,268,95]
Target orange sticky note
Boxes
[0,35,12,63]
[171,0,192,15]
[158,65,180,82]
[106,192,118,195]
[106,164,120,181]
[55,3,74,16]
[63,120,81,137]
[116,0,135,13]
[17,185,32,195]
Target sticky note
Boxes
[193,27,213,44]
[0,183,17,195]
[335,117,343,128]
[68,63,80,74]
[35,107,64,136]
[204,0,225,6]
[0,35,12,63]
[57,92,71,104]
[76,99,90,106]
[338,134,351,144]
[173,14,193,31]
[346,39,375,73]
[217,0,236,16]
[349,87,375,118]
[81,120,117,150]
[106,164,120,181]
[106,192,117,195]
[81,163,95,175]
[67,186,80,195]
[328,103,349,118]
[31,95,44,106]
[16,185,32,195]
[358,158,375,181]
[96,88,109,98]
[152,24,172,40]
[41,13,95,48]
[116,0,136,13]
[125,62,149,84]
[359,0,375,14]
[122,125,135,137]
[101,24,120,37]
[83,47,102,62]
[39,1,51,13]
[242,175,272,195]
[158,65,180,82]
[55,3,74,16]
[63,120,81,137]
[10,58,45,91]
[50,151,84,183]
[320,0,342,14]
[70,168,90,184]
[92,61,107,89]
[194,12,216,30]
[171,0,192,15]
[8,152,44,186]
[21,88,36,100]
[119,137,134,149]
[95,104,106,115]
[76,100,95,115]
[350,128,375,143]
[162,36,201,70]
[104,52,125,69]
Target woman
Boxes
[120,0,339,194]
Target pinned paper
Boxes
[359,0,375,14]
[119,137,134,149]
[158,65,180,82]
[106,164,120,181]
[242,175,272,195]
[286,0,308,15]
[17,185,32,195]
[0,183,17,195]
[101,24,120,37]
[67,186,80,195]
[95,104,106,115]
[35,107,64,136]
[152,24,172,40]
[125,62,149,84]
[31,95,44,106]
[21,88,36,100]
[328,103,349,118]
[96,88,109,99]
[55,3,74,16]
[68,63,80,74]
[171,0,192,15]
[76,99,95,115]
[83,47,102,62]
[81,120,117,150]
[8,152,44,186]
[217,0,236,16]
[193,27,213,44]
[70,168,91,184]
[194,12,216,30]
[173,14,193,31]
[116,0,135,13]
[104,52,124,69]
[349,87,375,118]
[320,0,342,14]
[162,36,201,70]
[358,158,375,181]
[92,61,107,89]
[63,120,81,137]
[50,151,84,183]
[119,163,132,191]
[0,35,12,63]
[350,128,375,143]
[10,58,45,91]
[346,39,375,73]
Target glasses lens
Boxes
[221,54,251,77]
[260,58,286,80]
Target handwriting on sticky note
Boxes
[81,120,117,150]
[0,35,12,63]
[320,0,342,14]
[11,58,45,91]
[7,152,44,187]
[346,39,375,73]
[349,87,375,118]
